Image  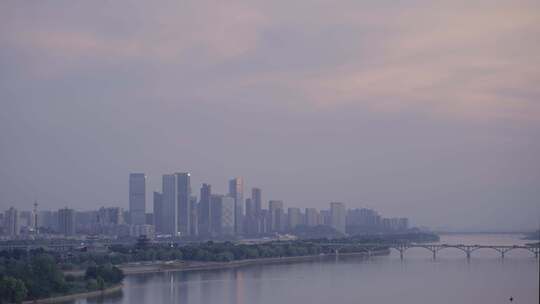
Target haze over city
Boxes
[1,0,539,232]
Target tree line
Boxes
[0,249,123,304]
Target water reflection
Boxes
[69,234,538,304]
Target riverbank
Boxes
[119,249,390,275]
[48,249,388,303]
[22,284,122,304]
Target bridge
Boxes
[321,243,540,259]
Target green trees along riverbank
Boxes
[0,250,123,304]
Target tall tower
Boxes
[198,183,212,236]
[228,177,244,235]
[251,188,262,216]
[153,191,163,233]
[162,174,178,235]
[176,172,191,236]
[129,173,146,225]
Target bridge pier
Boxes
[432,251,436,260]
[399,251,403,260]
[466,251,471,259]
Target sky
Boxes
[1,0,539,231]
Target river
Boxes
[67,234,539,304]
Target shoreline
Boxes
[120,249,390,275]
[22,284,122,304]
[41,249,388,303]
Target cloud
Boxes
[1,0,539,121]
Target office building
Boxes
[190,196,198,236]
[330,202,346,234]
[4,207,19,237]
[251,188,262,216]
[37,210,58,232]
[305,208,319,227]
[58,207,76,236]
[269,200,284,232]
[153,191,163,233]
[210,195,235,236]
[176,172,191,236]
[96,207,124,226]
[287,207,302,230]
[162,174,178,235]
[198,183,212,236]
[229,177,244,235]
[129,173,146,225]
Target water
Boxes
[70,234,539,304]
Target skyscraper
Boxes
[228,177,244,235]
[58,207,75,236]
[198,183,212,236]
[189,195,198,236]
[330,202,346,234]
[4,207,19,237]
[287,207,302,230]
[129,173,146,225]
[245,198,255,235]
[305,208,319,227]
[153,191,163,233]
[269,200,284,232]
[251,188,262,216]
[162,174,178,235]
[176,172,191,236]
[210,194,235,236]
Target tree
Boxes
[0,276,28,304]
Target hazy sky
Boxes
[1,0,539,231]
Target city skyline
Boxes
[1,169,538,232]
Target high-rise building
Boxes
[129,173,146,225]
[398,218,409,230]
[19,211,32,228]
[228,178,244,235]
[37,210,58,232]
[260,209,270,234]
[4,207,19,237]
[330,202,346,234]
[176,172,191,236]
[251,188,262,216]
[189,196,198,236]
[346,208,381,231]
[198,183,212,236]
[287,207,302,230]
[305,208,319,227]
[58,207,76,236]
[96,207,124,226]
[245,198,254,235]
[162,174,178,235]
[210,195,235,236]
[153,191,163,233]
[269,200,284,232]
[320,210,331,226]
